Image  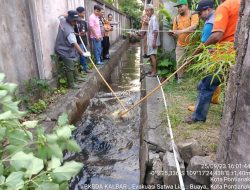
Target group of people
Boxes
[171,0,240,124]
[54,0,240,124]
[55,5,117,89]
[142,0,240,124]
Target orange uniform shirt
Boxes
[213,0,240,43]
[173,11,199,47]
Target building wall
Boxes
[0,0,38,84]
[161,0,177,53]
[0,0,130,84]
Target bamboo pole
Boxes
[119,60,191,116]
[78,35,127,111]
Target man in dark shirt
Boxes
[55,10,87,89]
[75,7,91,73]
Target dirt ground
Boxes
[161,74,224,159]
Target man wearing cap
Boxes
[55,10,89,89]
[89,5,104,65]
[170,0,199,83]
[75,6,91,74]
[196,0,215,43]
[145,4,160,77]
[185,0,240,124]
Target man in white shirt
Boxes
[145,4,160,77]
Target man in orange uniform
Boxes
[185,0,240,124]
[171,0,199,83]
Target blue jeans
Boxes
[192,75,220,121]
[91,38,102,63]
[79,44,88,72]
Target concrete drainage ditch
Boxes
[41,39,214,189]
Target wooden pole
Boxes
[119,61,191,116]
[78,36,127,111]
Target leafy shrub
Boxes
[23,78,53,103]
[28,99,47,114]
[51,54,68,88]
[157,49,176,78]
[187,42,236,85]
[0,73,82,190]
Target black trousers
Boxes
[102,36,110,58]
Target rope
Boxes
[156,76,185,190]
[111,27,172,33]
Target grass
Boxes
[161,73,224,156]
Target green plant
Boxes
[157,50,176,78]
[210,143,218,152]
[19,78,53,112]
[105,0,114,4]
[23,78,53,102]
[187,42,236,85]
[118,0,143,29]
[0,73,83,190]
[51,54,67,88]
[28,99,47,114]
[158,3,173,27]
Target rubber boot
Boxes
[66,71,80,89]
[211,86,221,104]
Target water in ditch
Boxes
[66,45,141,190]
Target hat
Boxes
[66,10,80,21]
[174,0,188,7]
[76,7,85,13]
[196,0,214,12]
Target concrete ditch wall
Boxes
[42,39,129,132]
[139,58,214,188]
[0,0,130,84]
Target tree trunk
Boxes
[212,1,250,189]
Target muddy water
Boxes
[66,46,141,190]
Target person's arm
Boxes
[152,17,159,49]
[174,14,199,35]
[192,31,224,55]
[67,33,85,56]
[73,43,85,55]
[152,31,158,49]
[169,17,177,37]
[110,21,119,25]
[86,32,90,48]
[85,23,90,47]
[204,31,224,46]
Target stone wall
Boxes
[0,0,130,84]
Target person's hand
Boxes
[96,36,101,41]
[173,30,183,35]
[167,30,175,36]
[80,31,85,36]
[83,51,91,57]
[152,42,157,49]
